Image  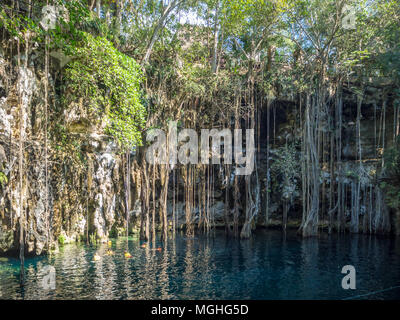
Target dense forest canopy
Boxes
[0,0,400,260]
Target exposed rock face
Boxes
[0,56,127,255]
[0,53,399,256]
[92,149,119,240]
[0,229,13,253]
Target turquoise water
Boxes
[0,230,399,300]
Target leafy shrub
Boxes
[63,32,146,150]
[58,234,66,245]
[270,143,300,201]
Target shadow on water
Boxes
[0,230,399,300]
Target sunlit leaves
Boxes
[0,172,7,186]
[382,136,400,209]
[64,33,146,151]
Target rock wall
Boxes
[160,84,400,235]
[0,50,128,255]
[255,84,399,233]
[0,47,398,256]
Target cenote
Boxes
[1,230,399,300]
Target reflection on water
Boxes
[0,230,399,300]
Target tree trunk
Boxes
[96,0,101,18]
[142,0,181,65]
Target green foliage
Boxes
[63,32,146,150]
[0,6,42,41]
[0,171,7,186]
[58,234,66,246]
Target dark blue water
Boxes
[0,230,399,300]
